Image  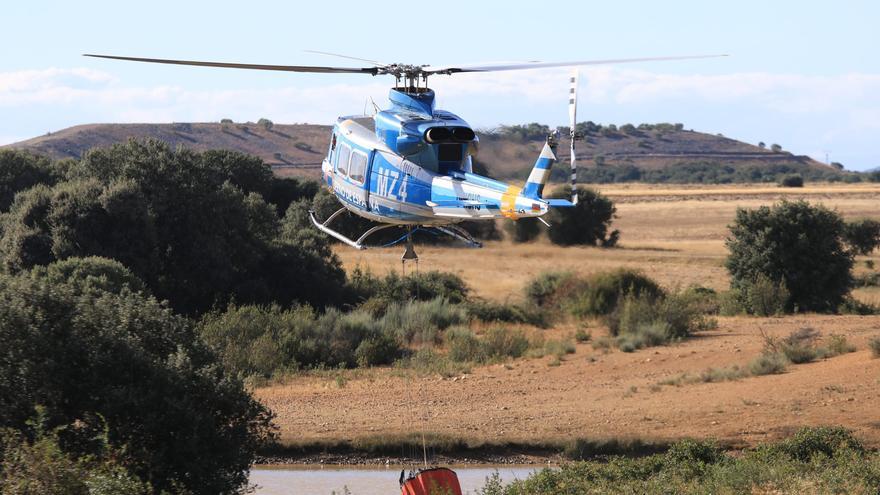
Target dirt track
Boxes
[257,315,880,449]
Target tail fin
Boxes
[521,140,557,200]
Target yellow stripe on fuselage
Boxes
[501,184,522,219]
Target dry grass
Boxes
[336,183,880,302]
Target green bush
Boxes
[446,327,487,363]
[349,268,470,306]
[0,149,60,212]
[0,266,273,494]
[523,271,579,308]
[465,299,548,327]
[726,200,854,313]
[824,334,856,357]
[607,292,706,341]
[843,218,880,255]
[574,328,591,343]
[748,353,788,375]
[741,273,790,316]
[546,188,619,247]
[663,439,725,478]
[778,327,820,364]
[381,298,467,345]
[768,426,865,462]
[200,302,409,376]
[487,427,878,494]
[869,337,880,358]
[481,327,530,360]
[779,174,804,187]
[569,268,663,317]
[505,217,541,243]
[0,140,346,315]
[396,348,470,377]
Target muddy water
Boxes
[250,465,543,495]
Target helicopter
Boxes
[84,52,725,257]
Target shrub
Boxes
[481,327,530,360]
[0,140,347,315]
[779,174,804,187]
[524,271,576,307]
[869,337,880,358]
[748,353,788,375]
[663,439,724,478]
[769,426,865,462]
[505,217,541,243]
[741,273,790,316]
[546,187,619,247]
[607,292,706,340]
[574,328,591,343]
[825,334,856,357]
[0,267,273,494]
[465,299,548,327]
[446,327,486,363]
[397,348,469,377]
[726,200,854,313]
[778,327,821,364]
[0,423,150,495]
[381,298,467,345]
[843,218,880,255]
[200,303,408,375]
[349,269,470,306]
[541,338,576,358]
[355,333,401,367]
[570,268,663,317]
[677,285,721,314]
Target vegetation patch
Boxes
[478,427,880,494]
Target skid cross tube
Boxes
[309,208,397,249]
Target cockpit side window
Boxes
[336,143,351,177]
[349,150,367,184]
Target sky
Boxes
[2,0,879,170]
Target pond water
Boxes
[250,465,544,495]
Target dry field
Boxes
[256,183,880,449]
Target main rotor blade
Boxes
[423,54,728,74]
[303,50,386,66]
[83,54,378,74]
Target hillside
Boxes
[3,121,838,182]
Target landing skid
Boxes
[308,208,483,252]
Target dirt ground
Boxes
[256,183,880,450]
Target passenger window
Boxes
[336,144,351,176]
[349,151,367,183]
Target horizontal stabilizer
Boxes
[546,199,576,208]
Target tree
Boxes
[0,140,345,314]
[843,219,880,255]
[726,200,853,312]
[779,174,804,187]
[546,188,619,247]
[257,118,274,130]
[0,260,274,494]
[0,149,59,211]
[758,141,766,149]
[770,143,783,153]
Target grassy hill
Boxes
[3,120,843,183]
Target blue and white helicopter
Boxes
[85,52,724,256]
